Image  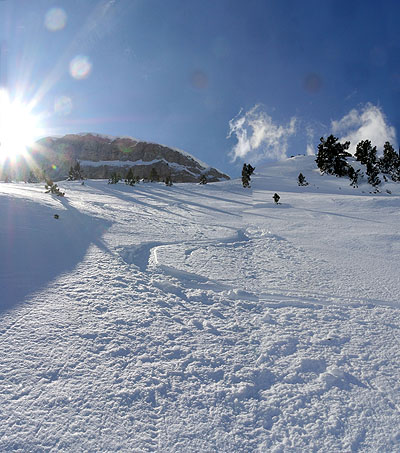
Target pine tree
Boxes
[108,172,121,184]
[347,166,360,187]
[316,135,351,176]
[297,173,308,186]
[45,179,65,196]
[242,163,255,188]
[242,169,250,188]
[75,162,83,179]
[149,167,159,182]
[379,141,399,180]
[355,140,377,166]
[125,168,135,186]
[28,171,39,183]
[393,148,400,182]
[354,140,381,186]
[366,163,381,187]
[273,193,280,204]
[67,162,84,181]
[199,174,207,185]
[246,163,255,176]
[67,166,74,181]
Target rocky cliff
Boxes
[31,133,230,183]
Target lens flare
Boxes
[0,89,41,161]
[45,8,67,32]
[69,55,92,80]
[54,95,72,115]
[190,70,208,89]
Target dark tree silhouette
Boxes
[242,163,255,188]
[355,140,377,166]
[125,168,135,186]
[379,141,399,180]
[108,172,121,184]
[297,173,308,186]
[316,135,351,176]
[45,180,65,196]
[67,162,84,181]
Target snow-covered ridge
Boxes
[70,133,209,169]
[75,132,148,144]
[34,133,230,182]
[79,159,200,177]
[254,154,400,196]
[80,159,167,167]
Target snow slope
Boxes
[1,156,400,452]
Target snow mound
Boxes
[254,154,400,196]
[0,184,110,312]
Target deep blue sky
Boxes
[1,0,400,176]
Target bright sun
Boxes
[0,89,40,162]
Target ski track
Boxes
[1,162,400,452]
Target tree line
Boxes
[315,135,400,188]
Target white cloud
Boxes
[227,105,297,162]
[306,144,314,156]
[331,104,396,154]
[306,125,315,155]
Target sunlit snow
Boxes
[0,155,399,451]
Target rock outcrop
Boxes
[31,133,230,183]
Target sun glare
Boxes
[0,89,41,162]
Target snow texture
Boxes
[1,155,400,452]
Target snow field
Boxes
[0,156,400,451]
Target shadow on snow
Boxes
[0,195,111,313]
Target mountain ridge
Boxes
[32,133,230,182]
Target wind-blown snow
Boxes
[1,156,400,452]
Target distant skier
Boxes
[273,193,280,204]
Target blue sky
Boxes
[1,0,400,177]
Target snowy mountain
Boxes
[1,155,400,451]
[31,133,230,182]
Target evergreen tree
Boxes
[347,166,360,188]
[149,167,159,182]
[354,139,381,186]
[355,140,377,166]
[242,172,250,188]
[199,174,207,185]
[45,179,65,196]
[366,163,381,187]
[242,163,255,188]
[246,163,255,176]
[28,171,39,183]
[297,173,308,186]
[273,193,280,204]
[379,141,399,180]
[394,148,400,182]
[108,172,121,184]
[67,166,74,181]
[125,168,135,186]
[67,162,84,181]
[316,135,351,176]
